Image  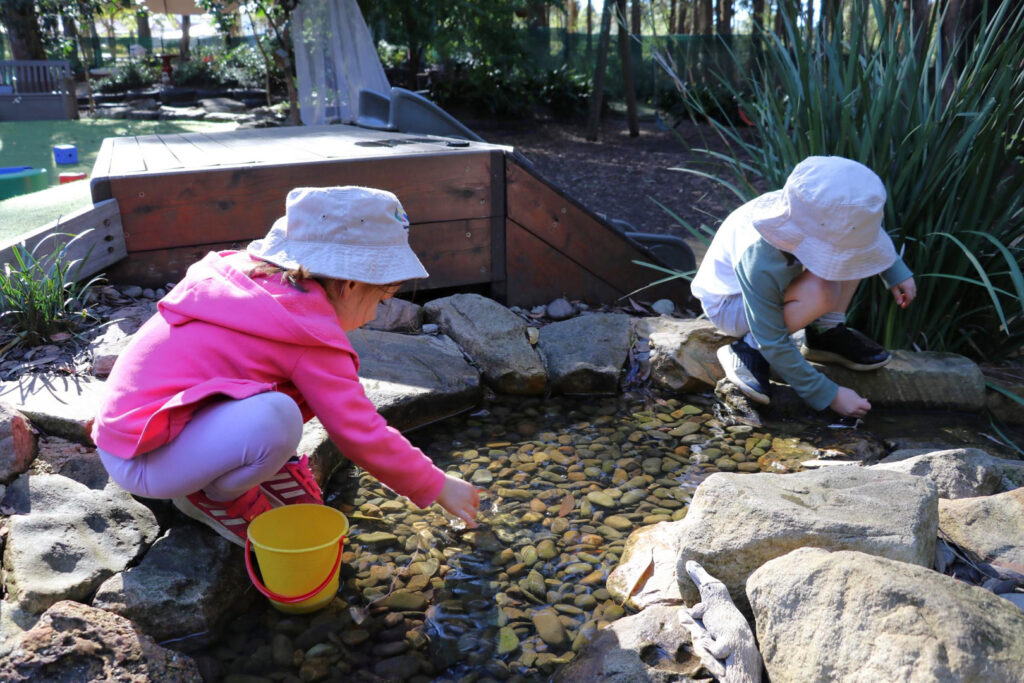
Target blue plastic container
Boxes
[53,144,78,165]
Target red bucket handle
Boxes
[244,536,345,604]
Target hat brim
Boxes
[248,217,429,284]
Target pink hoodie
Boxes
[91,251,447,508]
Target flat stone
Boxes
[380,591,427,611]
[497,625,520,655]
[349,329,481,432]
[532,608,568,650]
[0,375,105,445]
[939,488,1024,570]
[636,317,734,392]
[870,447,1007,498]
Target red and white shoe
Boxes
[260,454,324,506]
[172,485,272,548]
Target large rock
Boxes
[1,473,160,613]
[537,313,631,394]
[747,548,1024,682]
[870,447,1008,498]
[0,374,105,445]
[349,329,482,430]
[92,525,251,642]
[986,375,1024,425]
[554,605,703,682]
[610,468,938,611]
[423,293,546,394]
[366,298,423,333]
[939,488,1024,571]
[0,600,202,682]
[30,436,110,489]
[637,317,733,392]
[813,350,985,411]
[0,599,40,658]
[297,418,348,489]
[0,403,37,484]
[882,447,1024,492]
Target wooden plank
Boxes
[90,137,115,201]
[155,133,219,169]
[107,136,146,176]
[505,155,690,305]
[201,128,325,164]
[505,218,623,307]
[488,150,508,302]
[407,218,492,290]
[0,199,126,282]
[113,152,496,252]
[105,218,491,291]
[136,135,186,172]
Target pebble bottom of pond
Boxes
[191,394,818,682]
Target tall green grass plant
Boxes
[666,0,1024,362]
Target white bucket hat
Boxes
[749,156,897,281]
[248,186,429,284]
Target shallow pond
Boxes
[186,392,1020,682]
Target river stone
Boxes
[0,599,39,658]
[349,329,482,430]
[748,548,1024,682]
[532,607,569,650]
[536,313,631,394]
[986,375,1024,425]
[0,600,202,681]
[91,525,249,642]
[938,488,1024,570]
[0,375,105,445]
[869,447,1006,498]
[812,350,985,411]
[0,403,37,484]
[295,418,349,488]
[423,293,546,395]
[623,468,937,611]
[880,447,1024,492]
[637,317,734,392]
[2,473,159,614]
[554,604,701,682]
[606,522,684,610]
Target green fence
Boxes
[522,28,763,102]
[67,33,260,71]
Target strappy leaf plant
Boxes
[0,231,102,352]
[660,0,1024,362]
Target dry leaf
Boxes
[558,493,575,517]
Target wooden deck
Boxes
[91,124,690,308]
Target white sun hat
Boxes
[248,186,429,284]
[748,156,898,281]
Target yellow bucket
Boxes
[245,504,348,614]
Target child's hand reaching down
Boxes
[891,277,917,309]
[437,474,480,527]
[830,386,871,418]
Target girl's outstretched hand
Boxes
[437,474,480,528]
[890,277,917,309]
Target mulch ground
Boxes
[484,115,741,258]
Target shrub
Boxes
[429,62,539,119]
[0,232,102,350]
[664,0,1024,363]
[95,60,160,94]
[538,65,591,121]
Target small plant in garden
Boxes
[0,232,103,352]
[655,0,1024,364]
[95,60,160,94]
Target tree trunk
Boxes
[137,10,151,51]
[909,0,931,62]
[0,0,46,60]
[718,0,734,34]
[586,0,614,140]
[180,15,191,61]
[697,0,713,34]
[752,0,766,30]
[631,0,642,34]
[669,0,676,33]
[61,12,82,75]
[806,0,815,40]
[586,1,594,63]
[679,0,689,33]
[617,0,639,136]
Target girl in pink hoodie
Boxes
[92,186,480,546]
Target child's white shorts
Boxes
[701,293,749,338]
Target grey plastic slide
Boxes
[356,87,483,142]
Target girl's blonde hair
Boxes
[246,259,402,299]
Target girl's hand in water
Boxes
[437,474,480,528]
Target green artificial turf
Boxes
[0,118,237,244]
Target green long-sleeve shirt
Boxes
[735,238,912,409]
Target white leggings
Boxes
[98,392,303,502]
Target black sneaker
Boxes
[801,324,891,371]
[716,340,771,404]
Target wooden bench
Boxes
[0,60,78,121]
